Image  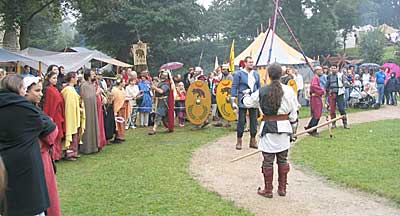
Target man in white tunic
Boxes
[243,63,299,198]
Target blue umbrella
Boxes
[359,63,381,70]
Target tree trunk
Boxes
[2,29,19,51]
[19,23,30,50]
[343,32,347,53]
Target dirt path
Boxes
[190,106,400,216]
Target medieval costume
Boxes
[175,82,186,127]
[62,85,85,159]
[43,84,65,161]
[148,70,175,135]
[125,81,140,129]
[95,82,107,149]
[305,66,325,136]
[326,67,350,129]
[0,90,50,215]
[112,82,129,142]
[137,76,152,127]
[80,81,100,154]
[231,62,261,150]
[38,111,61,216]
[103,92,116,142]
[243,63,299,198]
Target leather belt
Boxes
[263,114,289,122]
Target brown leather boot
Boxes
[258,167,273,198]
[249,137,258,149]
[277,163,290,196]
[236,137,242,150]
[342,116,350,129]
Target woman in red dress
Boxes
[25,77,61,216]
[42,71,65,161]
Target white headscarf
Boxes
[23,77,41,94]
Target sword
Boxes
[230,115,345,163]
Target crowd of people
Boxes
[0,58,399,213]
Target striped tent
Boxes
[234,29,315,66]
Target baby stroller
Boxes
[348,87,362,108]
[354,94,380,109]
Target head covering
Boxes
[159,69,170,81]
[195,67,203,73]
[281,66,287,72]
[222,64,229,70]
[239,60,245,69]
[354,74,360,79]
[23,76,41,93]
[194,67,203,76]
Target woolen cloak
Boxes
[0,90,51,215]
[80,82,100,154]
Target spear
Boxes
[230,115,345,163]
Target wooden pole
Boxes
[230,115,345,163]
[39,61,42,78]
[267,0,280,65]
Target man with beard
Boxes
[231,56,261,150]
[183,67,194,89]
[304,66,325,137]
[326,65,350,129]
[148,69,175,135]
[80,69,100,154]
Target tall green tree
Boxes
[301,0,338,57]
[0,0,65,49]
[359,29,386,63]
[334,0,361,52]
[74,0,203,72]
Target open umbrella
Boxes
[160,62,184,70]
[359,63,381,70]
[382,63,400,78]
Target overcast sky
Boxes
[198,0,213,8]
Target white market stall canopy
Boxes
[0,48,38,63]
[234,29,316,66]
[18,47,132,73]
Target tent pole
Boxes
[16,61,21,74]
[267,0,280,66]
[272,0,314,72]
[255,28,271,66]
[39,61,42,77]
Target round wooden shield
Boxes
[186,81,211,125]
[287,79,298,96]
[216,80,237,121]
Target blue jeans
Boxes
[377,84,385,105]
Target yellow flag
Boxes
[229,40,235,73]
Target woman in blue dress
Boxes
[137,72,152,127]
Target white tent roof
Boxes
[235,29,315,66]
[18,47,132,73]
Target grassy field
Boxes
[57,126,251,216]
[291,119,400,205]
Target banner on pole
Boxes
[131,41,147,66]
